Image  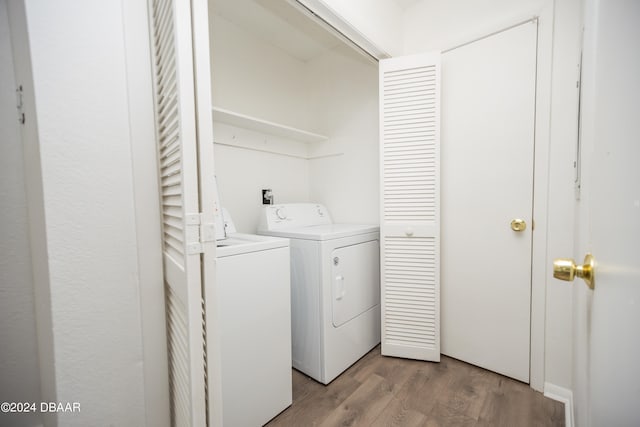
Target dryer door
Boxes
[332,240,380,327]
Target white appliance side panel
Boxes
[331,240,381,327]
[217,246,292,427]
[289,239,323,381]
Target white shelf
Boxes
[212,106,328,143]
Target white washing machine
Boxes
[215,211,292,426]
[258,203,380,384]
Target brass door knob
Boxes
[553,253,595,289]
[511,219,527,232]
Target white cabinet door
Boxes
[149,0,217,425]
[380,53,441,361]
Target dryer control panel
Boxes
[259,203,332,231]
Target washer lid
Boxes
[216,233,289,257]
[259,224,379,241]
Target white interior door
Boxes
[440,21,538,383]
[380,52,441,361]
[149,0,217,425]
[569,1,640,425]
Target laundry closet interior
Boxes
[208,0,380,231]
[202,0,539,386]
[158,0,544,424]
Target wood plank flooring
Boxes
[266,346,565,427]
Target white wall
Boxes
[11,0,166,425]
[6,2,56,425]
[209,13,314,131]
[0,2,42,426]
[213,142,311,233]
[403,0,546,53]
[307,47,379,224]
[209,11,312,232]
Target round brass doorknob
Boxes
[511,219,527,232]
[553,253,595,289]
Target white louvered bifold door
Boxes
[149,0,212,425]
[380,53,441,361]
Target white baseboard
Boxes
[544,382,574,427]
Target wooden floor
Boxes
[266,346,565,427]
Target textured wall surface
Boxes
[21,0,149,425]
[0,1,42,426]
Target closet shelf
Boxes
[212,106,328,143]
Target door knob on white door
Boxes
[510,219,527,232]
[553,253,596,289]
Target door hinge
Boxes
[186,213,217,254]
[16,85,25,125]
[200,212,216,244]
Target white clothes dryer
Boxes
[258,203,380,384]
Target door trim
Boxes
[529,3,554,392]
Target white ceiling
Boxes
[211,0,345,62]
[393,0,421,10]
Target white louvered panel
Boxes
[380,52,440,362]
[383,64,438,224]
[166,285,192,427]
[153,0,184,268]
[384,237,437,347]
[149,0,208,425]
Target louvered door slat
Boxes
[380,53,441,362]
[149,0,207,425]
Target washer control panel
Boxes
[259,203,332,230]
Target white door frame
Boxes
[528,4,555,392]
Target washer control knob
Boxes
[275,208,287,220]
